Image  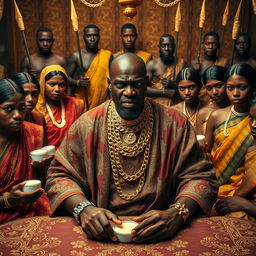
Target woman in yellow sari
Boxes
[205,64,256,218]
[215,97,256,220]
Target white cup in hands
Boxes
[30,149,48,161]
[196,134,205,146]
[112,220,138,243]
[42,145,55,156]
[22,180,41,192]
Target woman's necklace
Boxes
[223,105,249,137]
[46,100,66,128]
[183,101,200,127]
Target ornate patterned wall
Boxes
[7,0,250,74]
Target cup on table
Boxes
[42,145,55,156]
[196,134,205,146]
[112,220,138,243]
[22,180,41,192]
[30,148,48,161]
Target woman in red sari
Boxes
[0,79,50,224]
[11,72,48,145]
[36,65,84,148]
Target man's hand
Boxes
[161,78,176,89]
[216,196,251,215]
[77,77,90,88]
[80,206,122,241]
[8,182,44,205]
[31,155,54,168]
[131,208,184,243]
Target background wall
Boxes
[0,0,253,76]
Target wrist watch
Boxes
[73,201,95,223]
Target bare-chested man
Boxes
[230,33,256,70]
[21,27,66,80]
[114,23,152,64]
[67,24,112,111]
[191,32,228,76]
[146,34,187,106]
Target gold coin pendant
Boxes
[123,132,137,145]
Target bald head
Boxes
[110,53,146,79]
[109,53,148,121]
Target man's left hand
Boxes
[131,208,183,243]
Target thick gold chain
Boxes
[154,0,181,8]
[80,0,105,8]
[107,100,153,200]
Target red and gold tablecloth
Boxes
[0,216,255,255]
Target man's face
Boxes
[121,28,137,50]
[236,36,249,57]
[83,28,100,51]
[203,35,219,57]
[36,31,54,54]
[159,36,175,62]
[110,59,147,120]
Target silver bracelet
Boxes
[73,201,96,224]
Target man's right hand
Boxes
[77,77,90,88]
[80,206,122,241]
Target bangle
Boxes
[3,192,11,209]
[73,201,96,224]
[169,202,189,222]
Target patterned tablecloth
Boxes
[0,216,255,256]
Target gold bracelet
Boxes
[170,202,189,222]
[3,192,11,209]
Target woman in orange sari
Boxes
[215,96,256,220]
[36,65,84,148]
[0,79,50,224]
[11,72,48,145]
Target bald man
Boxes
[46,53,217,243]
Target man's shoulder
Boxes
[151,99,187,127]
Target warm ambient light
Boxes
[119,0,143,20]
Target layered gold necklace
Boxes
[107,99,153,200]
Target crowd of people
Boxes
[0,22,256,243]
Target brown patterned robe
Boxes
[46,99,217,216]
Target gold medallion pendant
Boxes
[123,132,137,145]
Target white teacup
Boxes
[42,145,55,156]
[196,134,205,146]
[23,180,41,192]
[112,220,138,243]
[30,149,48,161]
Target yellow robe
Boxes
[75,49,111,111]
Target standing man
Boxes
[146,34,187,106]
[67,24,112,111]
[46,53,217,243]
[191,32,228,75]
[21,27,66,80]
[231,33,256,70]
[114,23,152,64]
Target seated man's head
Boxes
[36,27,54,55]
[235,33,251,57]
[158,34,175,64]
[109,53,147,121]
[176,68,202,104]
[203,32,220,57]
[120,23,137,51]
[83,24,100,52]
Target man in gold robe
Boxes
[114,23,152,64]
[67,24,112,111]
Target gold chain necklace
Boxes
[107,100,153,200]
[46,100,66,128]
[183,101,200,127]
